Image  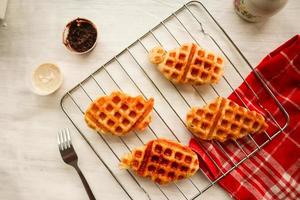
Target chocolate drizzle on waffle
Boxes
[120,138,199,185]
[186,97,268,142]
[84,91,154,136]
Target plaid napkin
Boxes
[189,35,300,200]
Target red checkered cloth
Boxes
[189,35,300,200]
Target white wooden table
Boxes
[0,0,299,199]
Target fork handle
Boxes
[74,166,96,200]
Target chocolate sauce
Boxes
[66,18,97,53]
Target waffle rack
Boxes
[60,1,289,199]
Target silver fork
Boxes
[57,128,96,200]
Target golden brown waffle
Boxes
[149,43,224,84]
[84,91,154,136]
[186,97,268,142]
[120,138,199,185]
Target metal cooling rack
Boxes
[60,1,289,199]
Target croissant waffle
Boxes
[186,97,268,142]
[84,91,154,136]
[149,43,224,84]
[120,138,199,185]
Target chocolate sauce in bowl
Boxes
[64,18,97,53]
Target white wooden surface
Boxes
[0,0,299,199]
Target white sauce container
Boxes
[31,63,63,95]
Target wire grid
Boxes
[60,1,289,200]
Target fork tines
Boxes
[57,128,71,151]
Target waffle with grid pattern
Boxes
[84,91,154,136]
[186,97,268,142]
[120,138,199,185]
[149,43,224,84]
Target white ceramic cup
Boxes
[31,63,63,95]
